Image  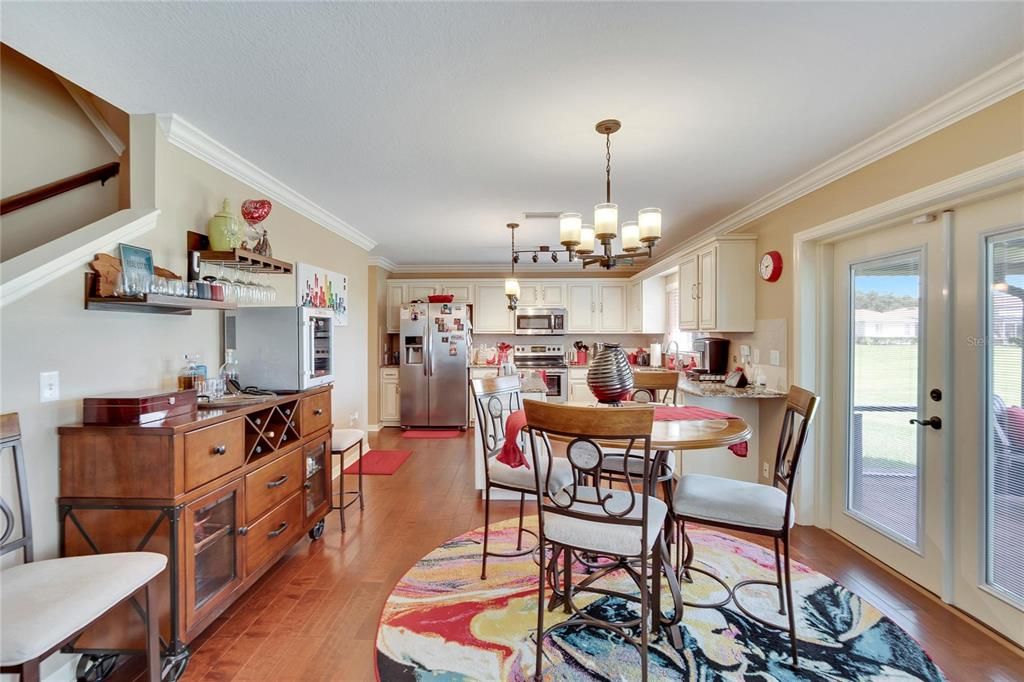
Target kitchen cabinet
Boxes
[474,284,514,333]
[628,278,666,334]
[441,282,474,303]
[183,480,244,632]
[598,283,627,332]
[567,284,596,332]
[678,255,699,330]
[677,236,755,332]
[568,367,594,404]
[386,283,405,333]
[408,284,438,301]
[468,367,500,427]
[380,367,400,425]
[518,282,565,307]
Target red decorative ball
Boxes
[241,199,272,226]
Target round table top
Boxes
[559,401,752,451]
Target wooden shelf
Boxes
[187,231,292,275]
[84,272,236,315]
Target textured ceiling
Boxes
[3,2,1021,266]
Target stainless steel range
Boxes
[514,343,567,403]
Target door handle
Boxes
[266,474,288,489]
[909,416,942,430]
[267,522,289,538]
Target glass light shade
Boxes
[621,221,640,251]
[559,212,582,246]
[638,207,662,241]
[579,225,596,253]
[505,278,520,297]
[594,203,618,240]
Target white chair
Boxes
[471,375,574,580]
[0,413,166,682]
[671,386,819,667]
[332,428,365,532]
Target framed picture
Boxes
[118,243,154,291]
[296,262,348,326]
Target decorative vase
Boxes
[207,199,242,251]
[587,343,634,404]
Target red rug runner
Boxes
[401,430,462,439]
[344,450,411,475]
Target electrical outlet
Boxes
[751,349,760,364]
[769,350,781,366]
[739,344,750,360]
[349,411,359,426]
[762,462,770,479]
[39,371,60,403]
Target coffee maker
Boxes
[690,337,730,381]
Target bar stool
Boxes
[332,429,365,532]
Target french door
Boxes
[831,185,1024,644]
[831,219,947,594]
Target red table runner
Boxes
[653,405,749,457]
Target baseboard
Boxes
[367,423,382,432]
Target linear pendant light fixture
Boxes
[509,119,662,272]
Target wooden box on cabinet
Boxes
[58,386,334,674]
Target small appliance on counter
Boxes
[687,336,730,382]
[225,306,335,391]
[514,343,567,402]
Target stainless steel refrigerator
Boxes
[400,302,470,428]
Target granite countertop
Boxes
[678,376,786,399]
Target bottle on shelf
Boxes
[219,349,239,383]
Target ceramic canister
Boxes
[587,343,634,404]
[207,198,243,251]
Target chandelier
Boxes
[508,119,663,277]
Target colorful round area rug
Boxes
[375,517,945,681]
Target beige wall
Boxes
[1,45,126,260]
[0,114,368,563]
[737,92,1024,481]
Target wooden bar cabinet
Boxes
[58,386,333,680]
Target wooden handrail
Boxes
[1,161,120,216]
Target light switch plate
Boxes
[752,349,760,364]
[40,371,60,402]
[769,350,781,366]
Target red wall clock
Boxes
[759,250,783,282]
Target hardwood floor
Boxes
[109,428,1022,681]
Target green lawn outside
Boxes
[851,344,1023,468]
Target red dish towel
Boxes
[496,410,530,469]
[653,406,749,457]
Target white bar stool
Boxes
[332,429,365,532]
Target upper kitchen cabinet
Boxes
[386,283,406,333]
[407,283,438,301]
[474,283,514,333]
[677,235,756,332]
[517,282,565,307]
[628,278,666,334]
[567,282,626,333]
[440,282,474,303]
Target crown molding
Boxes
[1,208,160,308]
[379,261,642,275]
[637,51,1024,276]
[367,256,398,272]
[157,114,376,252]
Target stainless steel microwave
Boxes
[514,307,566,336]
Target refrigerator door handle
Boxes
[430,331,435,376]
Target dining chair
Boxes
[471,376,574,580]
[631,369,681,405]
[0,413,166,682]
[525,401,682,682]
[671,385,819,666]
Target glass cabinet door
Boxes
[185,480,243,629]
[304,437,330,521]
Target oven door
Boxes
[544,369,567,403]
[300,309,334,388]
[515,309,556,335]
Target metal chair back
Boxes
[524,402,655,526]
[0,413,33,562]
[471,375,523,458]
[771,386,820,527]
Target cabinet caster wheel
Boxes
[76,653,118,682]
[309,519,325,540]
[162,648,191,682]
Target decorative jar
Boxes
[587,343,634,404]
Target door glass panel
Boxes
[848,253,922,545]
[305,441,327,516]
[193,490,237,609]
[986,231,1024,603]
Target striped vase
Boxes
[587,343,634,405]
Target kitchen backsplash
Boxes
[474,333,659,356]
[719,319,788,391]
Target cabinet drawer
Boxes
[300,391,331,435]
[381,367,399,380]
[244,447,302,522]
[184,418,245,491]
[244,491,302,575]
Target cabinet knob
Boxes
[237,526,249,536]
[313,408,324,416]
[304,481,312,490]
[211,444,227,455]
